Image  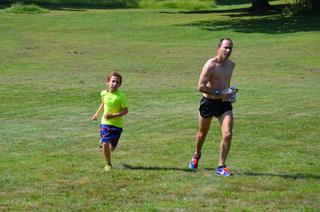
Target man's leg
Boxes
[218,111,233,166]
[195,113,213,156]
[189,114,212,170]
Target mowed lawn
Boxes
[1,1,320,211]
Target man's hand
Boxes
[223,86,238,103]
[221,91,233,100]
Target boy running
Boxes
[92,72,128,172]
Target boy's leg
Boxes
[99,125,122,171]
[103,142,112,166]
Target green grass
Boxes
[1,1,320,210]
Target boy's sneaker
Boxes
[216,165,231,177]
[104,164,112,172]
[189,154,201,170]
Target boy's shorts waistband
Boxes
[100,124,123,130]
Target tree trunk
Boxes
[251,0,273,13]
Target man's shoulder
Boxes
[204,57,219,70]
[228,60,236,70]
[228,59,235,66]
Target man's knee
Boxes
[222,131,232,141]
[197,130,208,139]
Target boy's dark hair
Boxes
[218,38,233,48]
[107,72,122,84]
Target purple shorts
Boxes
[99,124,123,148]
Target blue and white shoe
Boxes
[216,166,231,177]
[189,154,201,170]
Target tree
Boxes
[250,0,274,13]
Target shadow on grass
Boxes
[178,13,320,34]
[123,164,193,172]
[123,164,320,179]
[240,172,320,180]
[215,0,278,6]
[215,0,251,6]
[159,7,249,14]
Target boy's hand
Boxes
[92,114,98,120]
[105,113,115,119]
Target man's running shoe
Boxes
[189,154,201,170]
[216,165,231,177]
[104,164,112,172]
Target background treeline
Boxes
[1,0,319,13]
[0,0,216,10]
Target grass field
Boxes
[1,0,320,210]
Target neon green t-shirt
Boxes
[100,90,128,128]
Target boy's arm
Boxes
[105,107,128,119]
[92,103,104,120]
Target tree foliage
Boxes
[285,0,320,15]
[296,0,319,12]
[250,0,273,13]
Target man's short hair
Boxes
[218,38,233,48]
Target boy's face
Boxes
[107,76,121,92]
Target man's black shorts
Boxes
[199,96,233,118]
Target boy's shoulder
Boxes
[100,90,127,97]
[116,90,127,99]
[100,90,108,96]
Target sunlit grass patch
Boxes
[139,0,216,10]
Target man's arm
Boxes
[227,62,236,88]
[197,61,216,95]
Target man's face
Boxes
[218,40,233,60]
[107,76,121,92]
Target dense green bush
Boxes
[5,3,49,14]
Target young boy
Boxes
[92,72,128,172]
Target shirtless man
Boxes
[189,38,235,176]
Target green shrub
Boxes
[5,3,49,14]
